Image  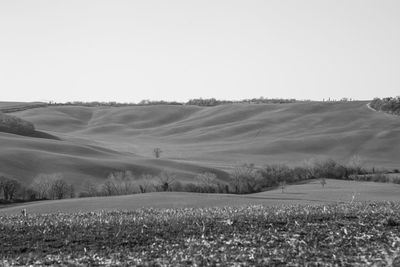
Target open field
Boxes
[0,102,47,113]
[1,179,399,215]
[1,202,400,266]
[0,101,399,190]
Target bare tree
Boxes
[280,181,286,193]
[348,154,364,174]
[30,173,62,199]
[82,181,99,197]
[156,172,176,192]
[138,174,154,193]
[0,176,21,200]
[153,148,163,158]
[303,158,318,179]
[230,163,261,194]
[101,171,137,196]
[49,178,70,199]
[31,173,73,200]
[196,172,219,193]
[102,180,118,196]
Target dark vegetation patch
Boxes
[0,113,59,140]
[370,97,400,116]
[0,113,36,136]
[1,202,400,266]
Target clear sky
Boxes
[1,0,399,103]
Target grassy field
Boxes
[0,101,399,190]
[1,179,399,215]
[1,202,400,266]
[0,101,46,113]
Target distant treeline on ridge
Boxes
[48,97,302,107]
[370,97,400,116]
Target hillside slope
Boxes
[0,101,399,189]
[1,179,399,215]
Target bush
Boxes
[195,172,221,193]
[230,164,262,194]
[258,164,293,188]
[30,173,74,200]
[0,176,21,201]
[0,113,35,136]
[154,172,176,192]
[313,159,347,179]
[370,97,400,115]
[101,171,138,196]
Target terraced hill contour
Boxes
[0,101,399,189]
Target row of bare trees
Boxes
[76,156,374,197]
[2,155,392,201]
[30,173,75,200]
[79,171,181,197]
[0,173,74,202]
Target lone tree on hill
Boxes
[156,172,176,192]
[153,148,163,158]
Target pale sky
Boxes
[1,0,399,103]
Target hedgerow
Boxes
[0,113,35,136]
[370,97,400,115]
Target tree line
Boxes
[46,97,300,108]
[0,173,74,203]
[370,97,400,115]
[79,156,399,197]
[1,156,398,203]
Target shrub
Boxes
[314,159,347,179]
[320,178,327,188]
[80,181,100,197]
[258,164,293,188]
[195,172,220,193]
[154,172,176,192]
[137,175,155,193]
[230,164,262,194]
[49,179,71,199]
[30,173,74,200]
[0,113,35,136]
[101,171,137,196]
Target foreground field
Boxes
[1,202,400,266]
[1,179,399,215]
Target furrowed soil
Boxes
[1,202,400,266]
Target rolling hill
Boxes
[0,101,399,190]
